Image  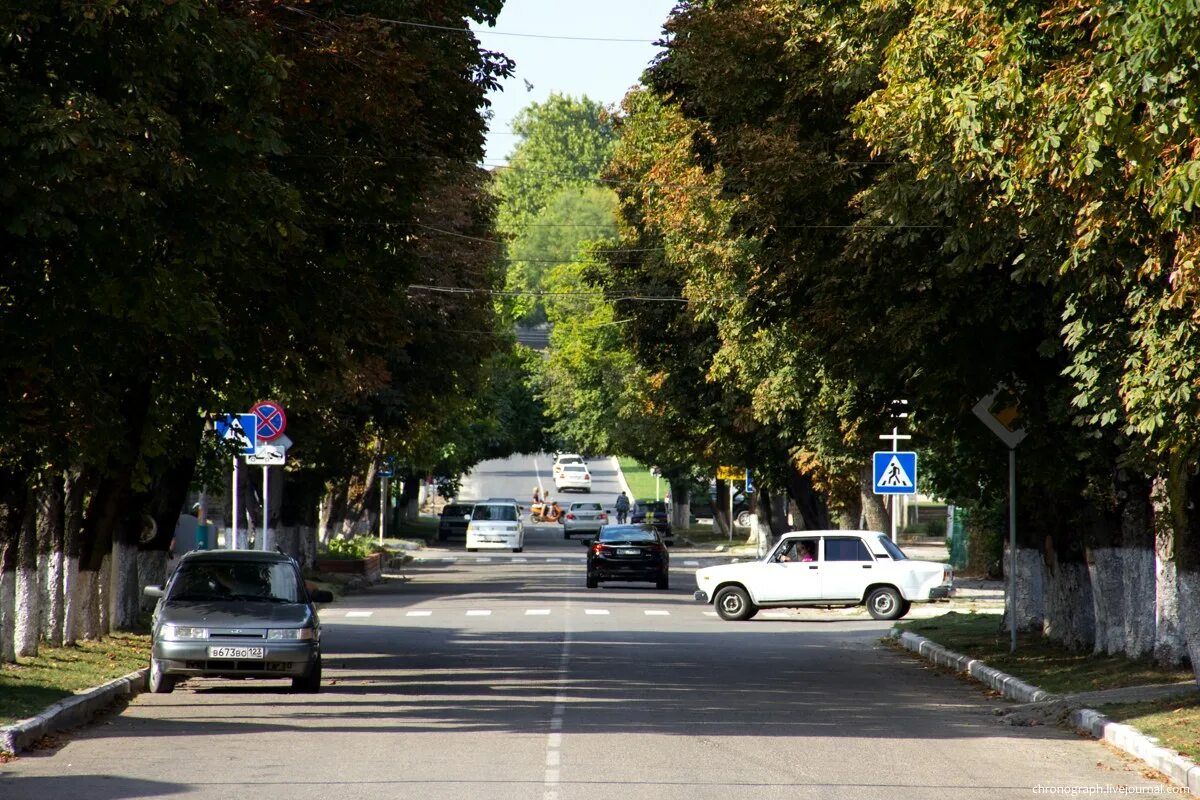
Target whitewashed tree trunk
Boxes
[1176,571,1200,684]
[1155,552,1187,666]
[41,550,63,645]
[1122,546,1156,659]
[1003,547,1045,632]
[138,551,168,613]
[0,564,15,662]
[96,553,112,636]
[110,539,141,631]
[1087,548,1125,656]
[62,555,81,646]
[1042,558,1095,651]
[78,567,101,640]
[14,566,38,657]
[15,495,38,657]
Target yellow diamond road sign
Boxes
[717,466,746,481]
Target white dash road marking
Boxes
[683,560,700,566]
[584,609,609,616]
[643,610,670,616]
[405,611,432,617]
[466,610,492,616]
[526,609,552,616]
[345,611,373,618]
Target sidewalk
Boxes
[893,628,1200,796]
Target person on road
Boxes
[532,486,541,505]
[614,491,630,524]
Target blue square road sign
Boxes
[873,451,917,495]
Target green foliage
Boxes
[492,94,618,237]
[321,535,383,560]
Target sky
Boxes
[472,1,679,165]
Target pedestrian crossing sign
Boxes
[873,451,917,495]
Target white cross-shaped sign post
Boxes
[878,427,911,541]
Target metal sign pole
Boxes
[231,456,240,549]
[728,483,734,542]
[262,466,270,552]
[379,476,387,544]
[1009,447,1017,654]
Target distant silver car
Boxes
[143,550,333,694]
[562,502,608,539]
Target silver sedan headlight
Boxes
[161,625,209,640]
[267,628,315,641]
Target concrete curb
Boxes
[890,628,1200,797]
[0,668,148,755]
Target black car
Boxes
[438,503,473,541]
[630,501,671,537]
[586,525,669,590]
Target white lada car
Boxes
[465,499,525,553]
[694,531,952,621]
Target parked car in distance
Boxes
[466,499,525,552]
[586,525,670,589]
[630,500,671,538]
[693,531,953,621]
[438,502,473,542]
[142,550,333,694]
[562,502,607,539]
[554,463,592,493]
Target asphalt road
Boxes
[0,456,1171,799]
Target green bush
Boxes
[321,535,383,560]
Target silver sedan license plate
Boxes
[209,646,264,659]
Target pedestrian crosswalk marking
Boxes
[406,611,432,617]
[526,609,552,615]
[584,609,609,615]
[466,609,492,616]
[345,611,373,618]
[643,610,670,616]
[877,454,914,488]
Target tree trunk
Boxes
[859,465,889,533]
[398,475,419,525]
[109,516,144,632]
[712,479,731,538]
[318,480,347,544]
[62,468,90,646]
[668,479,690,531]
[39,477,65,646]
[77,566,102,640]
[1153,470,1186,665]
[1041,534,1095,652]
[1003,547,1045,633]
[15,486,39,657]
[786,466,832,530]
[1118,471,1156,659]
[0,539,14,663]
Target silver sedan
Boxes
[561,501,608,539]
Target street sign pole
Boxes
[877,428,912,540]
[231,456,240,549]
[1009,447,1017,655]
[379,476,388,544]
[262,465,270,552]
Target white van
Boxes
[465,500,525,553]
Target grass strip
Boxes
[615,457,664,503]
[1099,697,1200,762]
[0,633,151,727]
[897,612,1192,695]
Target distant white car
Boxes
[465,500,525,553]
[693,531,952,621]
[562,502,607,539]
[554,463,592,493]
[552,453,585,479]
